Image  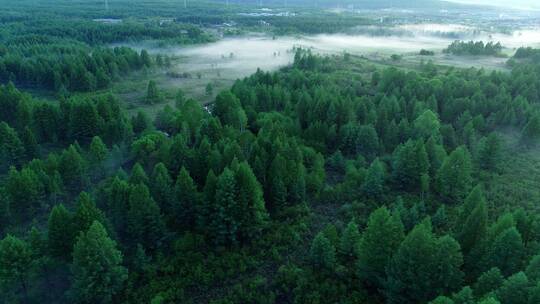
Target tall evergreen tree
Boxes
[127,184,166,251]
[339,220,361,261]
[358,207,404,290]
[310,232,336,270]
[362,158,385,199]
[172,167,199,231]
[47,204,74,260]
[437,146,472,203]
[391,140,430,192]
[385,220,463,304]
[487,227,524,277]
[0,235,32,301]
[70,221,127,304]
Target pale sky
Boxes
[445,0,540,10]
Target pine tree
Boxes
[385,220,463,304]
[458,195,487,255]
[0,235,32,300]
[6,167,43,219]
[414,110,441,140]
[73,192,106,234]
[437,146,472,203]
[339,220,361,260]
[21,126,39,159]
[0,189,9,233]
[488,227,524,277]
[211,168,238,246]
[59,145,86,192]
[146,80,162,104]
[357,207,404,289]
[451,286,474,304]
[0,122,25,167]
[89,136,108,163]
[310,232,336,270]
[70,221,127,304]
[106,177,131,238]
[172,167,200,232]
[391,140,430,192]
[127,184,166,251]
[473,267,504,298]
[521,114,540,146]
[199,170,217,232]
[362,158,385,199]
[150,163,173,212]
[47,204,75,260]
[129,163,149,185]
[496,272,529,304]
[233,162,269,242]
[477,133,501,170]
[525,255,540,283]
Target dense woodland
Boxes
[443,41,504,57]
[1,1,540,304]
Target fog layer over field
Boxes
[120,24,540,95]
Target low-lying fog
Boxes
[118,24,540,95]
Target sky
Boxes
[445,0,540,10]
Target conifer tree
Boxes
[473,267,504,298]
[59,145,86,192]
[477,133,501,170]
[129,163,149,185]
[47,204,74,260]
[488,227,524,276]
[496,272,529,304]
[339,220,361,260]
[385,220,463,304]
[70,221,127,304]
[362,158,385,199]
[437,146,472,203]
[211,168,238,246]
[391,140,429,192]
[89,136,108,163]
[73,192,106,234]
[458,195,488,255]
[150,162,173,212]
[358,207,404,289]
[21,126,39,160]
[310,232,336,270]
[0,122,25,167]
[173,167,199,231]
[233,162,269,242]
[521,114,540,146]
[127,184,166,251]
[0,235,32,300]
[145,80,162,104]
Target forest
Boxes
[1,0,540,304]
[443,41,504,56]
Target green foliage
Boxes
[47,204,75,260]
[70,221,127,304]
[488,227,524,277]
[392,140,430,192]
[0,235,32,298]
[496,272,529,304]
[90,136,108,162]
[146,80,163,104]
[437,146,472,203]
[385,221,463,304]
[474,268,504,298]
[339,220,361,260]
[357,207,404,290]
[310,232,336,270]
[362,158,385,199]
